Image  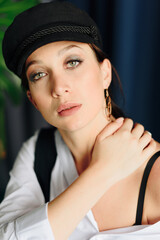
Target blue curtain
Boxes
[1,0,160,201]
[111,0,160,142]
[65,0,160,141]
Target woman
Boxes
[1,1,160,239]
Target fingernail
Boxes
[147,131,152,136]
[115,117,124,123]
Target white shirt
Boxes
[0,129,160,240]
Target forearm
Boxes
[48,162,112,240]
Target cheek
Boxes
[80,67,105,101]
[29,86,51,111]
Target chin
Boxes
[45,110,102,133]
[55,119,90,133]
[59,123,86,133]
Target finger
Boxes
[139,131,152,149]
[96,117,124,141]
[131,123,144,139]
[118,118,134,132]
[141,139,156,159]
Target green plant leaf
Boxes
[0,0,40,159]
[0,0,39,105]
[0,72,21,105]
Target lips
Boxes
[57,103,82,114]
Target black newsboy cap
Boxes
[2,1,103,77]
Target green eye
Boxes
[67,60,82,68]
[30,72,46,82]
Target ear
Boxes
[100,59,112,89]
[26,90,39,110]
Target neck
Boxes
[58,112,112,175]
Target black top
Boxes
[34,127,57,203]
[134,151,160,225]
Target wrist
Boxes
[87,161,115,192]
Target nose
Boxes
[50,73,71,98]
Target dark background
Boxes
[0,0,160,202]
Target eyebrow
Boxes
[25,60,42,73]
[58,44,83,56]
[25,44,83,73]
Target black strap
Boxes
[134,151,160,225]
[34,127,57,203]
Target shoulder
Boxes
[147,141,160,189]
[3,129,42,198]
[0,130,45,223]
[11,130,40,175]
[11,127,56,175]
[145,141,160,223]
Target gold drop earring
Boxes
[105,89,112,121]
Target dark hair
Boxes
[21,68,29,91]
[89,43,125,118]
[21,42,124,118]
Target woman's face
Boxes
[26,41,112,132]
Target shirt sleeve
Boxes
[0,204,54,240]
[0,131,54,239]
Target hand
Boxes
[90,118,156,184]
[48,118,155,239]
